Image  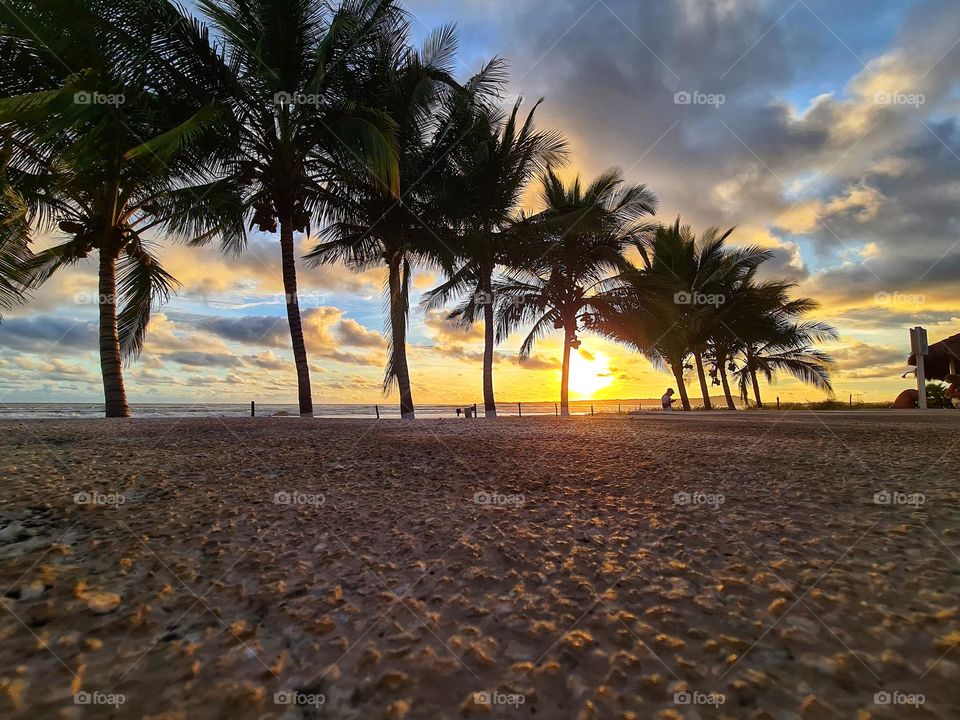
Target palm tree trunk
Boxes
[671,362,691,411]
[560,325,573,416]
[279,217,313,416]
[99,250,129,418]
[718,361,736,410]
[480,265,496,418]
[387,252,415,420]
[751,370,763,409]
[693,351,712,410]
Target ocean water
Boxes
[0,400,660,420]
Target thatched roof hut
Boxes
[908,332,960,381]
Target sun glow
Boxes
[567,349,615,398]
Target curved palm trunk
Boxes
[387,252,415,420]
[693,351,712,410]
[751,370,763,409]
[99,250,129,418]
[560,325,573,416]
[671,362,691,411]
[480,265,496,418]
[279,218,313,416]
[718,361,736,410]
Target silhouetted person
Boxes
[661,388,677,412]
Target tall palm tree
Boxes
[705,274,797,409]
[496,168,656,415]
[587,280,696,411]
[423,97,567,418]
[633,219,770,410]
[733,312,838,408]
[181,0,402,417]
[0,0,244,417]
[309,23,503,419]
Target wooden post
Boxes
[618,404,621,415]
[849,393,853,408]
[911,327,928,410]
[517,402,522,417]
[554,403,558,416]
[375,404,380,419]
[591,405,594,416]
[473,403,478,418]
[251,401,255,417]
[776,397,780,411]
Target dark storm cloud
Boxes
[168,351,243,368]
[829,307,959,331]
[194,315,288,346]
[166,310,386,367]
[0,316,98,353]
[476,0,960,308]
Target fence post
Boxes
[517,402,522,417]
[591,405,594,416]
[375,404,380,419]
[251,401,255,417]
[554,403,558,416]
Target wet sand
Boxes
[1,413,959,719]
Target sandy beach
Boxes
[1,413,959,719]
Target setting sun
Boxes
[567,349,615,398]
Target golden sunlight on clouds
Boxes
[775,182,884,235]
[776,203,821,234]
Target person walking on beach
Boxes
[661,388,677,411]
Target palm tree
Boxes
[733,317,838,408]
[183,0,402,416]
[0,0,244,417]
[309,23,503,419]
[705,275,797,409]
[423,97,567,418]
[587,281,696,411]
[0,177,34,319]
[633,219,770,410]
[496,168,656,415]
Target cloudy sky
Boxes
[3,0,959,407]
